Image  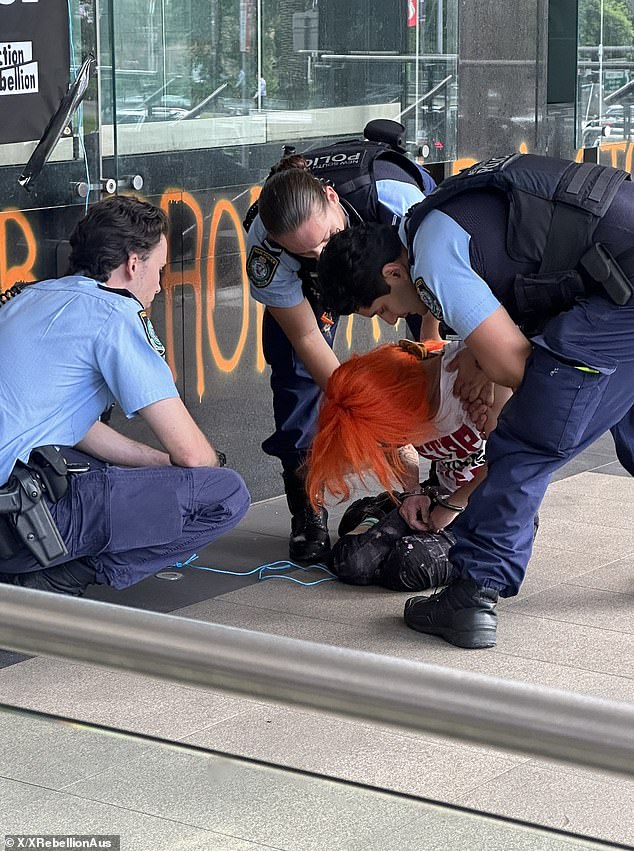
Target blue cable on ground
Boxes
[171,553,336,586]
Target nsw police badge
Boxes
[138,310,166,357]
[415,277,444,320]
[247,246,279,288]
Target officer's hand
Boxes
[446,349,495,413]
[464,398,489,433]
[398,494,432,531]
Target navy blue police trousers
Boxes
[262,306,423,473]
[261,305,339,473]
[0,455,250,589]
[450,291,634,596]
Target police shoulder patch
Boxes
[247,245,279,288]
[415,277,444,320]
[138,310,166,357]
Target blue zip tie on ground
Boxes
[171,553,336,586]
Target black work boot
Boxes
[404,577,498,649]
[283,469,331,564]
[0,558,97,596]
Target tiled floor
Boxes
[1,434,633,849]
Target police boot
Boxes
[0,557,97,597]
[403,577,498,649]
[283,469,331,564]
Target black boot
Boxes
[404,577,498,649]
[283,469,331,564]
[0,558,97,596]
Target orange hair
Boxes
[306,341,445,506]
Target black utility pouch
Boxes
[514,269,587,331]
[28,445,70,502]
[580,243,634,306]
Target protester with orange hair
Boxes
[306,340,511,591]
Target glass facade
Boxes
[577,0,634,149]
[94,0,458,164]
[0,0,460,501]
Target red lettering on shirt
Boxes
[451,423,482,456]
[418,423,483,461]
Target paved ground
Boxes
[1,433,633,849]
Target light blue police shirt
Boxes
[0,276,178,484]
[399,210,501,340]
[247,179,427,309]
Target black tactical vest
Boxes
[244,139,430,233]
[299,138,430,223]
[404,153,632,328]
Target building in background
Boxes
[1,0,632,499]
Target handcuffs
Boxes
[398,488,465,535]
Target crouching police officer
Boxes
[0,196,250,596]
[244,119,437,563]
[316,153,634,648]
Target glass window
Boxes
[100,0,458,163]
[577,0,634,148]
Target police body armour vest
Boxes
[406,153,629,275]
[300,138,430,223]
[404,153,631,326]
[244,139,431,234]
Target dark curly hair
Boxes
[258,155,328,239]
[317,223,403,314]
[68,195,168,282]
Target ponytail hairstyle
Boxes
[258,155,329,239]
[306,341,446,507]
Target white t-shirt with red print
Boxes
[415,342,486,493]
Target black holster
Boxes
[580,243,634,306]
[514,242,634,334]
[0,446,70,567]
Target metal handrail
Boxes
[397,75,453,119]
[1,585,633,777]
[319,52,458,62]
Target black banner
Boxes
[0,0,70,144]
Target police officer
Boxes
[0,195,250,596]
[244,120,436,563]
[316,153,634,648]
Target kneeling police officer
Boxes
[0,196,250,596]
[316,152,634,648]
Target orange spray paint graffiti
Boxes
[206,199,250,375]
[157,186,267,400]
[0,208,37,286]
[2,139,633,400]
[159,189,204,390]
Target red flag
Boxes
[407,0,417,27]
